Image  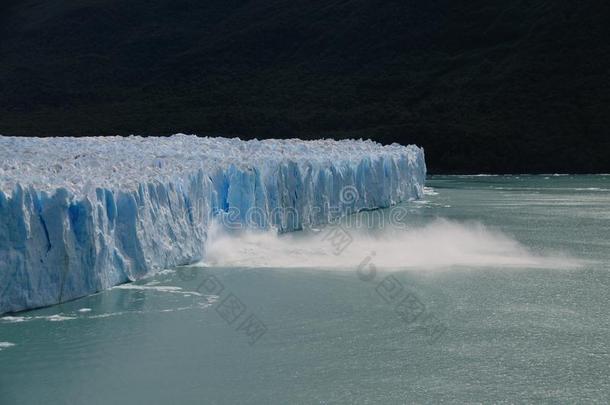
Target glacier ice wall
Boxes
[0,135,425,313]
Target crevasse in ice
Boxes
[0,134,425,313]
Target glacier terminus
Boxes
[0,134,425,314]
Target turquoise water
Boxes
[1,175,609,404]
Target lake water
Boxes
[1,175,609,404]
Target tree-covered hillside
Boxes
[1,0,609,172]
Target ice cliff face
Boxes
[0,135,425,313]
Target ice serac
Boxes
[0,135,426,313]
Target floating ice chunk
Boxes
[0,342,15,351]
[44,314,77,322]
[0,316,27,323]
[114,284,202,296]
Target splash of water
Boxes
[199,218,579,270]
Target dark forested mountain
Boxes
[1,0,609,173]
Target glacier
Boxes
[0,134,425,314]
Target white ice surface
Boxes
[0,134,425,313]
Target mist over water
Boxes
[200,217,580,270]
